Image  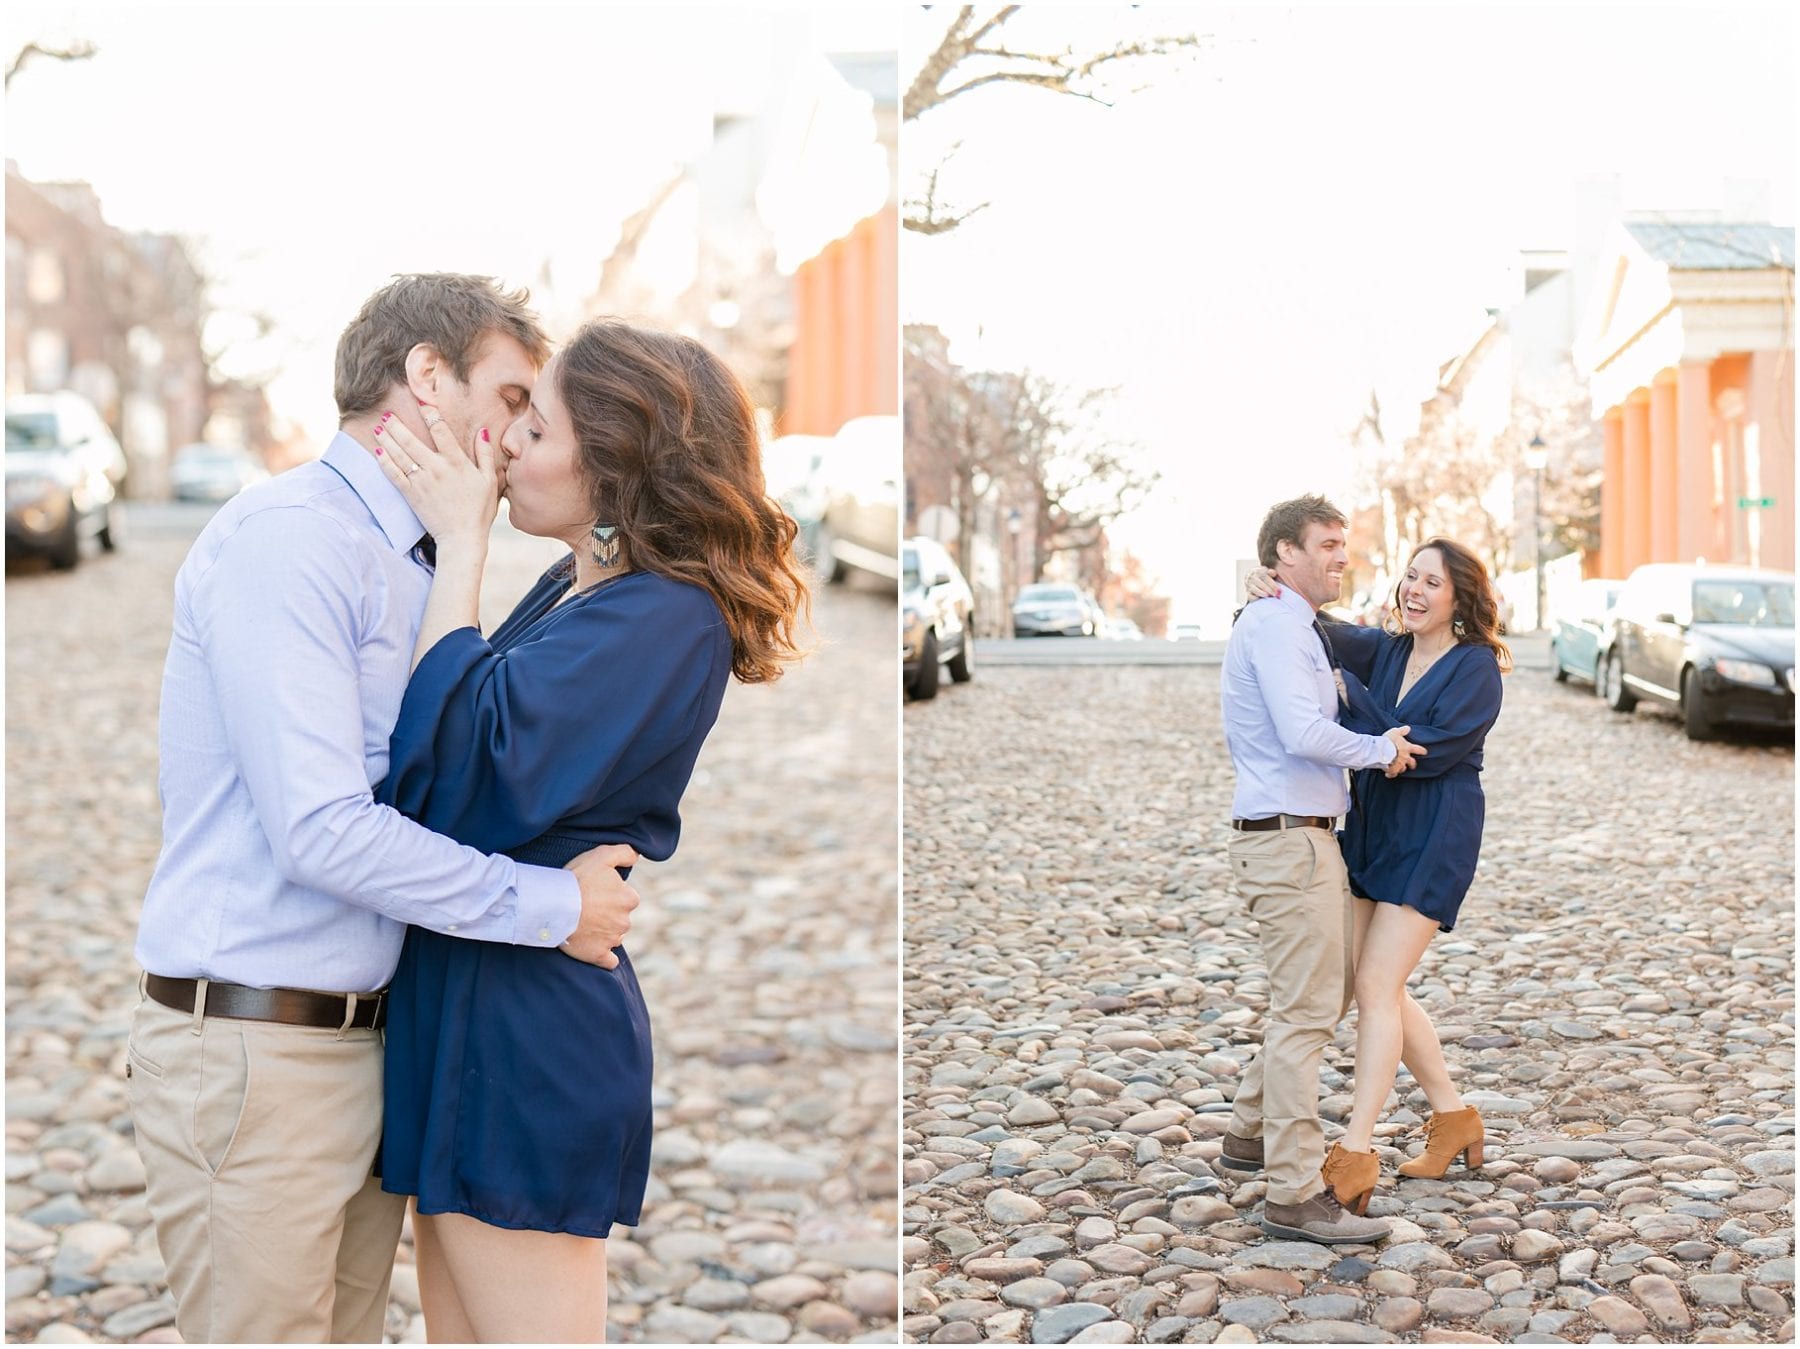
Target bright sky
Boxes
[6,2,896,444]
[902,2,1795,631]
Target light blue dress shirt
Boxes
[1220,587,1397,819]
[135,434,580,993]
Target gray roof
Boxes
[1624,220,1794,270]
[827,53,897,106]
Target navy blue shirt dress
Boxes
[1325,625,1504,932]
[375,561,731,1237]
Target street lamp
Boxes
[1007,509,1024,638]
[1523,434,1549,632]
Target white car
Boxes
[171,443,269,503]
[1013,583,1098,637]
[1102,616,1144,640]
[6,392,127,569]
[808,416,900,584]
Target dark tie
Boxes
[1312,617,1341,670]
[412,533,436,570]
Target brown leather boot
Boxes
[1261,1187,1391,1244]
[1321,1141,1380,1215]
[1397,1106,1486,1178]
[1220,1132,1264,1173]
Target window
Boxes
[26,249,64,304]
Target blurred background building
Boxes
[1580,218,1794,580]
[1350,176,1794,632]
[582,39,897,441]
[6,162,271,498]
[7,10,897,501]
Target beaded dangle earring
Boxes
[591,524,622,569]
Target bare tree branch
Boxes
[903,199,990,235]
[904,6,1207,234]
[588,173,687,313]
[932,68,1113,110]
[7,39,96,89]
[907,9,1202,121]
[905,155,990,235]
[904,6,1017,123]
[1349,362,1603,608]
[1007,374,1158,580]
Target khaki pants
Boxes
[126,993,406,1343]
[1225,827,1356,1205]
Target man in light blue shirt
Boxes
[1217,494,1421,1245]
[128,275,641,1343]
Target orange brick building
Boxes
[1580,221,1795,576]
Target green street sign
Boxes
[1738,496,1776,509]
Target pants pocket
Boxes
[1298,830,1321,891]
[192,1024,251,1177]
[1231,833,1317,912]
[126,1039,165,1082]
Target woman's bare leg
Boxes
[425,1210,608,1343]
[1345,901,1466,1125]
[410,1208,477,1345]
[1342,902,1440,1152]
[1342,896,1377,1015]
[1399,991,1467,1114]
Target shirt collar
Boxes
[322,432,425,555]
[1273,584,1320,624]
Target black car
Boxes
[1599,564,1794,739]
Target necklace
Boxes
[552,556,630,607]
[1403,638,1454,689]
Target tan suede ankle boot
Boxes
[1320,1141,1380,1215]
[1397,1106,1485,1178]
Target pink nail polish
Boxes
[374,445,383,456]
[480,428,490,442]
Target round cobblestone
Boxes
[8,515,899,1343]
[903,660,1792,1343]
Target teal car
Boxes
[1550,578,1622,689]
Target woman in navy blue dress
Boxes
[368,320,807,1342]
[1246,538,1506,1214]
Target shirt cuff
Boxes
[511,864,582,946]
[1373,733,1397,765]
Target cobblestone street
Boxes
[903,662,1793,1344]
[6,508,899,1344]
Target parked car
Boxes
[1081,590,1107,635]
[1168,623,1204,642]
[1102,615,1145,641]
[809,415,899,584]
[762,432,831,570]
[6,393,126,570]
[170,442,268,502]
[1598,563,1794,739]
[902,536,974,701]
[1012,583,1098,637]
[1550,578,1624,688]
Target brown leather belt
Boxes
[1232,814,1337,832]
[145,975,386,1030]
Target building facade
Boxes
[581,38,897,441]
[6,163,215,496]
[1578,220,1795,576]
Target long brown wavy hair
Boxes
[1387,537,1513,673]
[557,320,810,683]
